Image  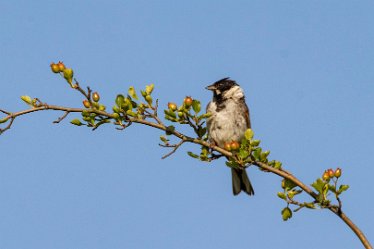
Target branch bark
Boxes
[0,104,372,249]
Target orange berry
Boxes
[50,63,60,73]
[92,92,100,102]
[184,96,193,107]
[335,168,342,178]
[224,141,232,151]
[168,102,177,111]
[83,100,91,108]
[230,141,240,151]
[327,168,335,178]
[57,61,66,71]
[322,171,330,181]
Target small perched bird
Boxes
[206,77,254,196]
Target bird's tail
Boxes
[231,168,254,196]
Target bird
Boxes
[206,77,254,196]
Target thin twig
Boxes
[53,111,70,123]
[0,117,14,135]
[0,109,11,115]
[73,79,91,100]
[161,140,185,159]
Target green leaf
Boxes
[70,118,83,126]
[274,161,282,169]
[239,149,250,160]
[115,94,125,107]
[94,119,110,128]
[260,150,270,162]
[165,125,175,135]
[283,178,297,191]
[112,105,120,113]
[126,110,137,117]
[338,184,349,194]
[304,202,316,209]
[160,135,169,143]
[288,189,302,198]
[197,127,207,137]
[187,151,199,159]
[250,139,261,147]
[225,160,240,169]
[140,90,147,97]
[281,207,292,221]
[128,86,138,100]
[192,100,201,113]
[244,129,254,140]
[328,184,336,193]
[164,109,177,119]
[252,147,262,160]
[198,112,212,120]
[311,178,325,194]
[277,192,287,200]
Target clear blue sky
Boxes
[1,1,373,248]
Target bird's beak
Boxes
[205,84,216,91]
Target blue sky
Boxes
[1,1,373,248]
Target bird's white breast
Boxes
[206,97,248,148]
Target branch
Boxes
[254,161,372,249]
[0,100,371,249]
[53,111,70,123]
[160,140,186,159]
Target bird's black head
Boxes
[206,77,238,96]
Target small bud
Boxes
[0,117,9,124]
[98,104,106,111]
[168,102,177,111]
[63,68,74,84]
[82,100,91,108]
[230,141,240,151]
[322,171,330,181]
[145,84,154,95]
[70,118,83,126]
[21,95,32,105]
[145,95,152,105]
[178,111,184,118]
[244,129,254,140]
[92,92,100,102]
[50,63,60,73]
[112,113,120,119]
[224,141,232,151]
[184,96,193,107]
[57,61,66,71]
[281,179,286,189]
[335,168,342,178]
[327,168,335,178]
[128,86,138,100]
